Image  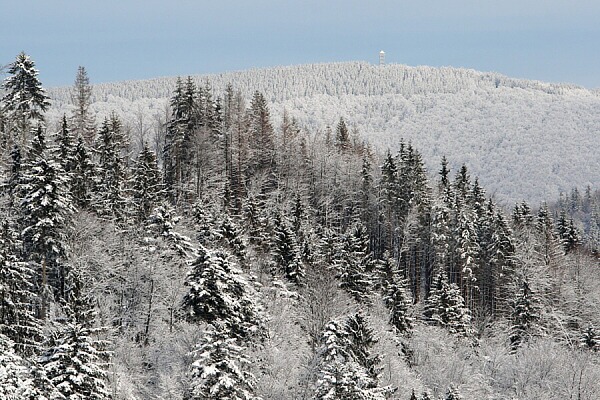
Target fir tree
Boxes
[55,115,77,175]
[384,270,413,335]
[130,142,163,221]
[39,276,110,400]
[0,332,36,399]
[186,328,260,400]
[18,126,74,312]
[344,312,382,384]
[181,247,264,340]
[1,52,50,145]
[95,114,127,220]
[509,280,539,351]
[217,214,248,267]
[271,213,304,284]
[247,91,275,175]
[425,274,471,336]
[445,385,462,400]
[335,117,350,152]
[0,221,42,356]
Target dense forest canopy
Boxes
[44,61,600,206]
[0,53,599,399]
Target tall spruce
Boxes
[70,66,95,145]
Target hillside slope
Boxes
[47,62,600,206]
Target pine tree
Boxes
[181,247,264,340]
[70,66,95,145]
[1,52,50,145]
[187,328,260,400]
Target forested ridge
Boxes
[45,61,600,206]
[0,53,599,399]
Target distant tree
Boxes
[247,91,275,175]
[445,385,462,400]
[335,117,350,152]
[70,66,95,145]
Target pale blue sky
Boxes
[2,0,599,87]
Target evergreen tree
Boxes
[181,247,264,340]
[509,280,539,351]
[1,52,50,145]
[55,115,77,175]
[580,324,599,351]
[0,332,36,399]
[18,125,74,312]
[247,91,275,175]
[313,319,391,400]
[95,114,127,220]
[217,214,248,267]
[425,274,471,336]
[337,221,374,304]
[39,276,110,400]
[271,213,304,284]
[130,142,163,221]
[384,270,413,335]
[335,117,350,152]
[445,385,462,400]
[344,313,382,384]
[0,221,42,356]
[70,137,95,209]
[187,328,260,400]
[70,66,95,145]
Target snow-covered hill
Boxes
[46,62,600,206]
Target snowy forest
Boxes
[0,52,599,399]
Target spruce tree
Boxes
[95,114,127,220]
[39,275,110,400]
[181,247,264,340]
[130,143,163,221]
[509,280,539,352]
[0,221,42,356]
[70,66,95,145]
[580,324,599,351]
[271,213,304,284]
[425,274,471,336]
[0,332,36,399]
[70,137,95,209]
[187,328,260,400]
[247,91,275,175]
[337,221,374,304]
[335,117,350,152]
[384,270,413,335]
[1,52,50,145]
[18,125,74,311]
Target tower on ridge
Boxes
[379,50,385,66]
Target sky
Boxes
[1,0,599,88]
